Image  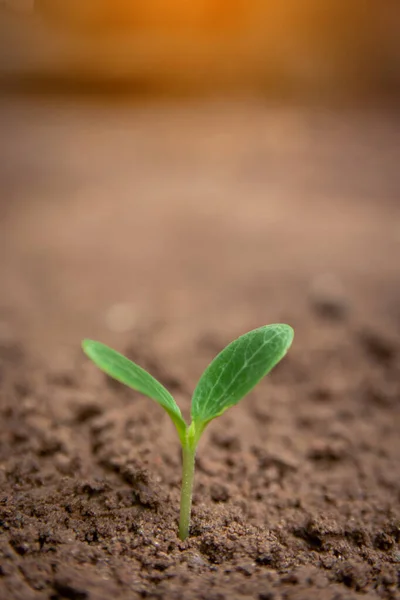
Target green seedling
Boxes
[82,323,293,540]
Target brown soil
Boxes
[0,97,399,600]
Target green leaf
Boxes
[82,340,187,441]
[191,324,294,429]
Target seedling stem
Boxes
[179,441,197,540]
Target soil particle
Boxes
[309,273,350,322]
[358,328,398,366]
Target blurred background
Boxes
[0,0,399,359]
[1,0,400,97]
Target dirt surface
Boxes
[0,97,399,599]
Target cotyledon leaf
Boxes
[191,324,294,430]
[82,340,187,441]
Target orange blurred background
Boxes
[0,1,399,354]
[0,0,399,98]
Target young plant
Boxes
[82,323,293,540]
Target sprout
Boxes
[82,324,294,540]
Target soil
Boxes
[0,96,399,600]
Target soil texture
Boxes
[0,97,399,599]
